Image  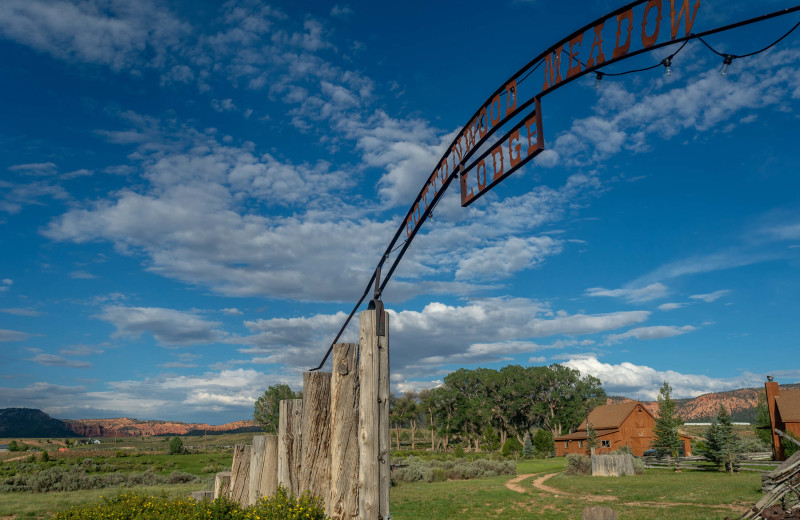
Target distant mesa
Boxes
[0,408,259,438]
[0,408,75,438]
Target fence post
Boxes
[214,471,231,499]
[300,371,332,500]
[377,313,390,519]
[358,309,389,520]
[329,343,360,519]
[278,399,304,495]
[229,444,252,504]
[249,434,278,505]
[325,343,360,520]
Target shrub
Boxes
[392,456,514,483]
[501,437,522,457]
[169,436,184,455]
[631,456,646,475]
[453,445,465,458]
[53,486,327,520]
[564,454,591,476]
[41,451,49,462]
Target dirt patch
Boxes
[505,473,535,493]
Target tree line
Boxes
[390,364,606,452]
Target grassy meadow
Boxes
[0,432,768,520]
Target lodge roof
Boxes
[576,401,653,431]
[776,389,800,423]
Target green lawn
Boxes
[391,458,763,520]
[0,456,766,519]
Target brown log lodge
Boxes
[554,401,691,457]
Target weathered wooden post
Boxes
[300,371,332,500]
[358,309,390,520]
[248,434,278,505]
[329,343,360,519]
[278,398,304,495]
[213,471,231,499]
[229,444,252,504]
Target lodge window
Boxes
[601,440,611,448]
[564,441,569,448]
[578,440,583,448]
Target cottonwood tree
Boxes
[254,384,298,434]
[651,381,684,458]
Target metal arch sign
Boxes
[312,0,800,371]
[407,0,709,239]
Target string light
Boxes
[594,72,603,90]
[661,57,673,77]
[719,55,734,77]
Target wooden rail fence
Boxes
[213,309,390,520]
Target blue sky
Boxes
[1,0,799,424]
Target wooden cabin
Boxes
[765,378,800,461]
[554,401,691,457]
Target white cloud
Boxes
[586,282,668,302]
[94,305,224,346]
[690,289,731,303]
[69,270,97,279]
[455,236,562,280]
[8,162,57,176]
[59,344,105,356]
[605,325,696,344]
[330,5,354,19]
[658,302,685,311]
[550,48,800,168]
[0,0,189,70]
[221,308,243,316]
[0,329,29,342]
[563,355,768,400]
[0,308,43,317]
[29,353,91,369]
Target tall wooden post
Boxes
[249,434,278,505]
[278,399,304,495]
[300,371,332,500]
[329,343,360,519]
[358,309,390,520]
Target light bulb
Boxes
[662,57,672,77]
[720,55,733,78]
[594,73,603,90]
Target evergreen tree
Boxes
[702,404,742,474]
[522,431,534,459]
[753,390,773,446]
[586,421,598,454]
[651,381,683,458]
[532,428,554,458]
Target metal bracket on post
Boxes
[367,265,385,337]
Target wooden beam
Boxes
[329,343,360,519]
[300,371,332,500]
[277,399,304,495]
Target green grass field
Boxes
[0,436,767,520]
[391,458,763,520]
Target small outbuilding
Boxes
[554,401,691,457]
[765,378,800,461]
